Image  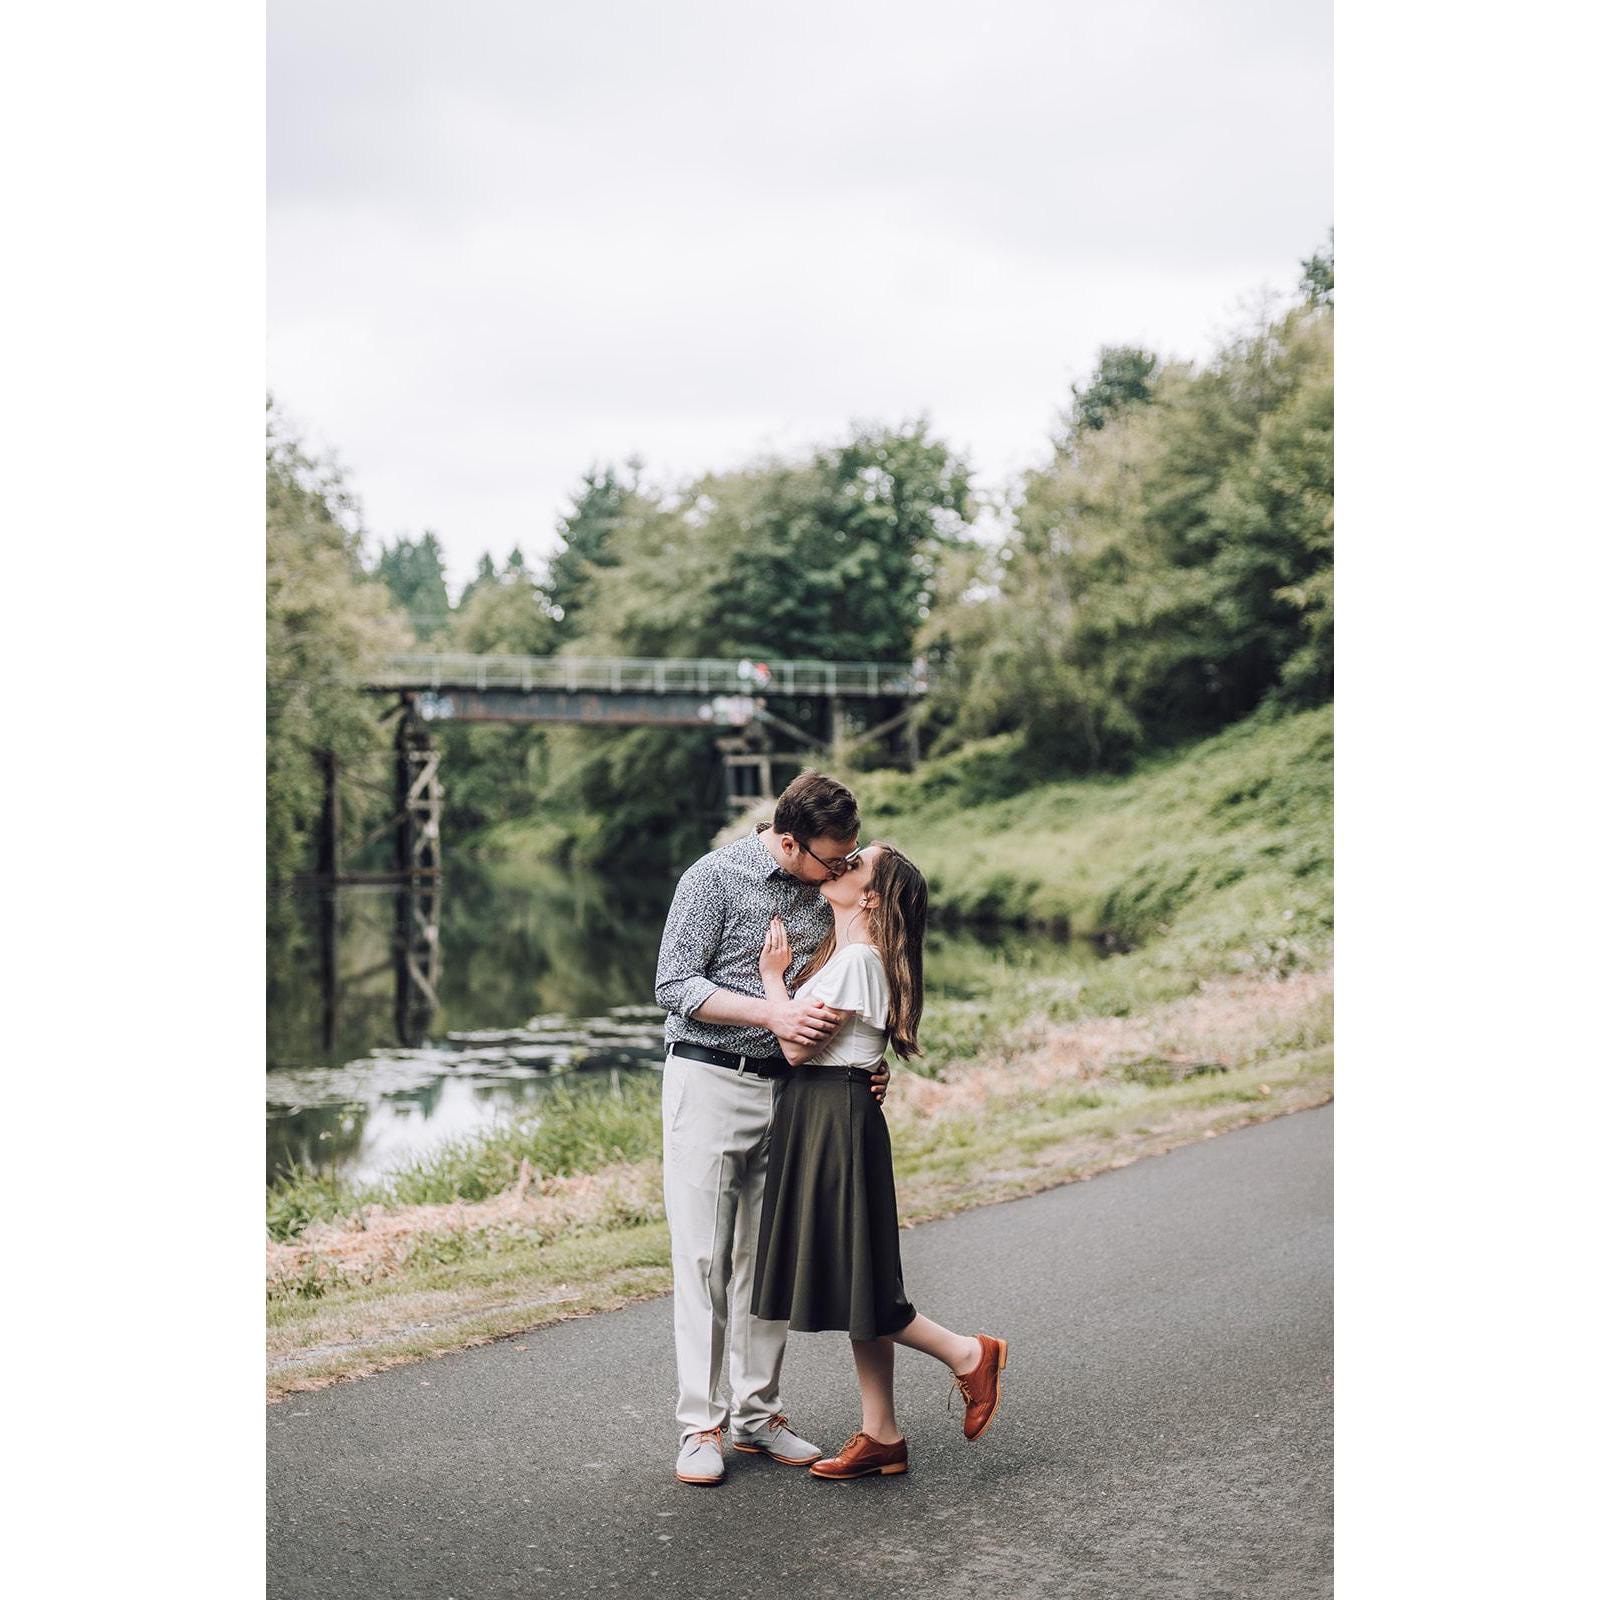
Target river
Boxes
[267,856,1101,1188]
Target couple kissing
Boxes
[654,770,1008,1485]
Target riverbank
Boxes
[267,705,1332,1398]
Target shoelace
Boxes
[946,1374,975,1415]
[690,1426,723,1448]
[767,1414,790,1434]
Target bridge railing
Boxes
[367,654,935,698]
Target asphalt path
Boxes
[268,1104,1333,1600]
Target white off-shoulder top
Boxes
[793,942,891,1067]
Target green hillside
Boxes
[858,704,1332,1028]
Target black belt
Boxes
[800,1064,881,1085]
[669,1041,788,1079]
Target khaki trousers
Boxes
[661,1050,789,1439]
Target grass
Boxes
[268,1075,663,1242]
[859,703,1333,1028]
[266,706,1333,1397]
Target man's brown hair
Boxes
[772,770,859,845]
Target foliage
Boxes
[1059,344,1159,446]
[457,552,498,612]
[266,1158,358,1241]
[374,532,451,639]
[538,419,975,871]
[384,1076,662,1206]
[267,238,1333,876]
[853,702,1333,1016]
[266,1076,663,1237]
[927,290,1333,771]
[429,555,562,840]
[265,402,410,879]
[546,462,644,637]
[1300,231,1334,307]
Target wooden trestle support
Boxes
[391,702,442,1043]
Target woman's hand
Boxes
[758,915,792,983]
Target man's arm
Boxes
[654,857,728,1023]
[696,984,843,1047]
[691,988,773,1030]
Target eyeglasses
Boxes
[797,841,863,879]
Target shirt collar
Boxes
[733,827,792,883]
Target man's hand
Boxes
[869,1059,892,1105]
[768,995,842,1048]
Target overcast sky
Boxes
[268,0,1331,593]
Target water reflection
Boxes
[267,858,666,1075]
[267,858,1102,1188]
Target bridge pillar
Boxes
[317,750,340,879]
[392,701,442,879]
[721,749,774,811]
[826,698,847,766]
[392,702,442,1042]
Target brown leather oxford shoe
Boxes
[952,1333,1008,1441]
[808,1431,909,1480]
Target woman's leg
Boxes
[889,1313,982,1375]
[851,1337,903,1443]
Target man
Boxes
[654,770,890,1486]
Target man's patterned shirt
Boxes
[654,827,835,1058]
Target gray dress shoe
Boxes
[675,1427,725,1485]
[729,1413,823,1466]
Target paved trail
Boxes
[269,1104,1333,1599]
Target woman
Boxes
[751,841,1008,1481]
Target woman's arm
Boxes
[757,916,791,1009]
[757,918,846,1065]
[757,918,802,1061]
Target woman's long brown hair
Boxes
[793,842,928,1059]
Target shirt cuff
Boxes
[677,976,719,1020]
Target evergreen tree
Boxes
[431,546,560,840]
[1300,232,1334,307]
[457,552,499,612]
[374,532,451,639]
[1059,345,1159,449]
[546,463,640,633]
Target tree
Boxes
[542,420,975,869]
[1058,345,1159,449]
[374,532,451,639]
[937,299,1333,770]
[431,550,561,839]
[440,558,557,657]
[266,401,410,877]
[1202,326,1334,705]
[546,462,642,634]
[457,552,498,612]
[1300,232,1334,307]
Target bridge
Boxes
[313,652,936,1028]
[363,652,932,734]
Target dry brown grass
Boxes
[895,967,1332,1122]
[267,1158,663,1295]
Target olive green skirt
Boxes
[752,1066,916,1340]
